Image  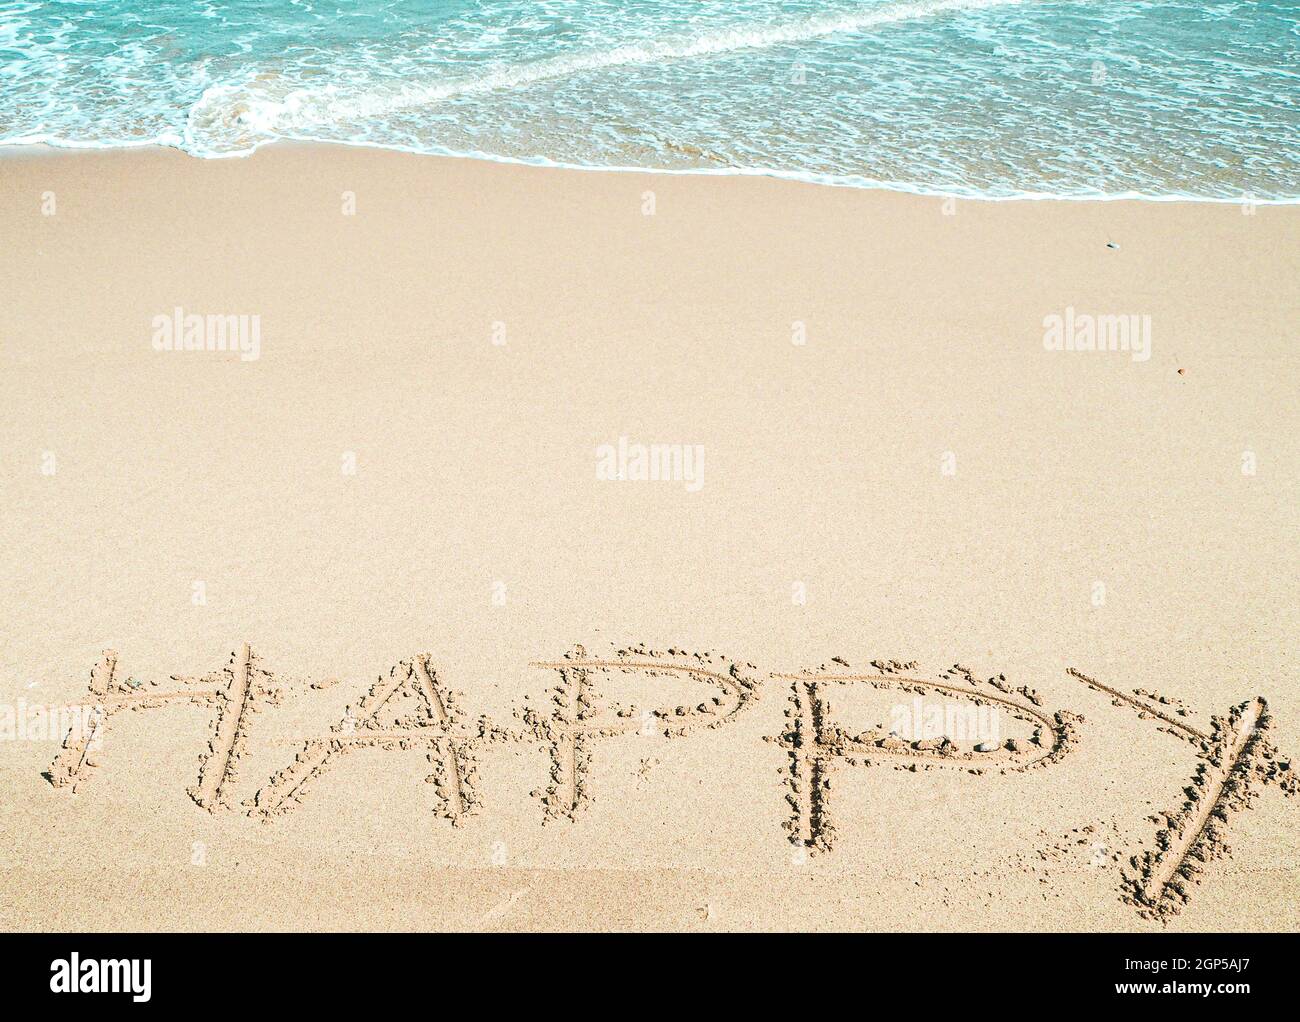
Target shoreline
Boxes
[2,139,1293,206]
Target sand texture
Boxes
[0,145,1297,931]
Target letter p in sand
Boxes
[772,660,1079,855]
[519,644,759,823]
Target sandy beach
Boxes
[0,143,1296,931]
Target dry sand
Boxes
[0,144,1296,931]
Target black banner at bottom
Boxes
[0,932,1287,1008]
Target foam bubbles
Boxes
[2,0,1297,199]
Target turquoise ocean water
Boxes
[1,0,1296,199]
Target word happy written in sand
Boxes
[44,644,1298,923]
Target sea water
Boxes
[1,0,1296,199]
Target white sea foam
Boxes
[185,0,1027,155]
[2,0,1297,201]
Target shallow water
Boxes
[1,0,1296,199]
